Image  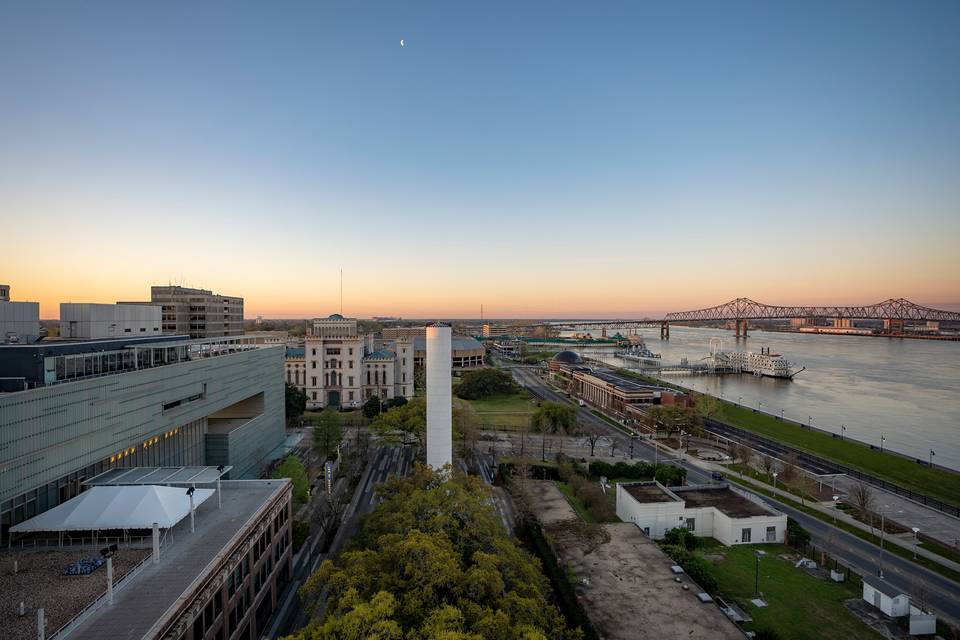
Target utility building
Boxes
[426,323,452,470]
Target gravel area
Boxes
[0,548,151,640]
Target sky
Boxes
[1,1,958,319]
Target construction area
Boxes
[519,480,743,640]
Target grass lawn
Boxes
[714,402,960,507]
[465,391,538,429]
[705,544,882,640]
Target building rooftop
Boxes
[285,346,305,359]
[862,574,908,599]
[67,479,288,640]
[364,349,396,361]
[675,486,775,518]
[623,483,680,504]
[581,369,657,393]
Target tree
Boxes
[730,442,754,473]
[286,383,307,426]
[273,455,309,505]
[786,517,811,548]
[851,483,875,528]
[794,473,817,507]
[384,396,408,410]
[779,453,799,484]
[312,410,343,461]
[371,398,427,448]
[759,454,778,479]
[584,428,604,457]
[363,396,383,420]
[695,394,721,419]
[453,368,520,400]
[294,467,578,640]
[531,401,577,435]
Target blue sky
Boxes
[1,1,958,317]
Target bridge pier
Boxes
[735,319,749,338]
[660,322,670,340]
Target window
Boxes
[766,526,777,542]
[348,348,353,355]
[311,348,316,356]
[402,357,406,366]
[312,392,317,400]
[348,391,354,401]
[642,527,650,536]
[741,528,752,543]
[311,376,317,387]
[348,376,354,386]
[348,360,353,368]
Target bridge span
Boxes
[547,297,960,338]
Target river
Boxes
[564,326,960,471]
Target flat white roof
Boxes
[10,485,214,532]
[85,466,232,486]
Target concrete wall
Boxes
[0,300,40,344]
[60,303,161,339]
[712,511,786,546]
[0,345,285,511]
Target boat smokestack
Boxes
[426,323,453,470]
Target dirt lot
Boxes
[521,481,743,640]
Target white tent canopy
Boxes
[10,485,215,533]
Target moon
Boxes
[400,39,405,47]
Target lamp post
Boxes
[780,408,785,421]
[832,495,840,524]
[880,435,885,453]
[216,464,224,509]
[912,527,920,560]
[772,472,779,492]
[929,449,935,467]
[100,544,118,605]
[186,486,196,533]
[808,416,813,428]
[841,424,846,440]
[758,401,763,412]
[738,395,743,407]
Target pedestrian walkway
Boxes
[830,475,960,549]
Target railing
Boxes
[46,550,156,640]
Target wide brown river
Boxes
[577,326,960,470]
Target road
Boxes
[272,443,416,637]
[510,365,960,625]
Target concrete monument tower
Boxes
[425,322,453,470]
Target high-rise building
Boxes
[426,323,452,470]
[149,285,244,338]
[284,314,414,410]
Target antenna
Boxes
[340,269,343,316]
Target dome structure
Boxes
[552,350,583,365]
[327,313,344,320]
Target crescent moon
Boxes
[400,39,405,47]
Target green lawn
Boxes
[705,544,882,640]
[465,391,538,429]
[713,402,960,507]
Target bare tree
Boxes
[730,442,753,473]
[795,473,817,507]
[584,428,604,457]
[780,453,800,484]
[851,483,875,531]
[760,454,778,478]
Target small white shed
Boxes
[862,575,910,618]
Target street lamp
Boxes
[912,527,920,559]
[754,550,765,596]
[772,472,779,492]
[100,544,118,605]
[832,495,840,524]
[780,408,785,421]
[929,449,935,467]
[808,416,813,428]
[880,435,885,453]
[758,401,763,412]
[186,486,196,533]
[841,424,846,440]
[738,395,743,406]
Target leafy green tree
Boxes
[385,396,408,409]
[293,467,579,640]
[371,398,427,447]
[286,383,307,426]
[312,410,343,461]
[363,396,383,419]
[531,401,578,435]
[694,394,721,419]
[273,455,310,505]
[453,368,519,400]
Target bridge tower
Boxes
[735,319,749,338]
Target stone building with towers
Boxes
[284,314,414,410]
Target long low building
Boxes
[413,335,485,371]
[616,481,787,546]
[0,335,286,543]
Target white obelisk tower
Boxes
[426,322,453,470]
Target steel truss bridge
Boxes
[548,298,960,338]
